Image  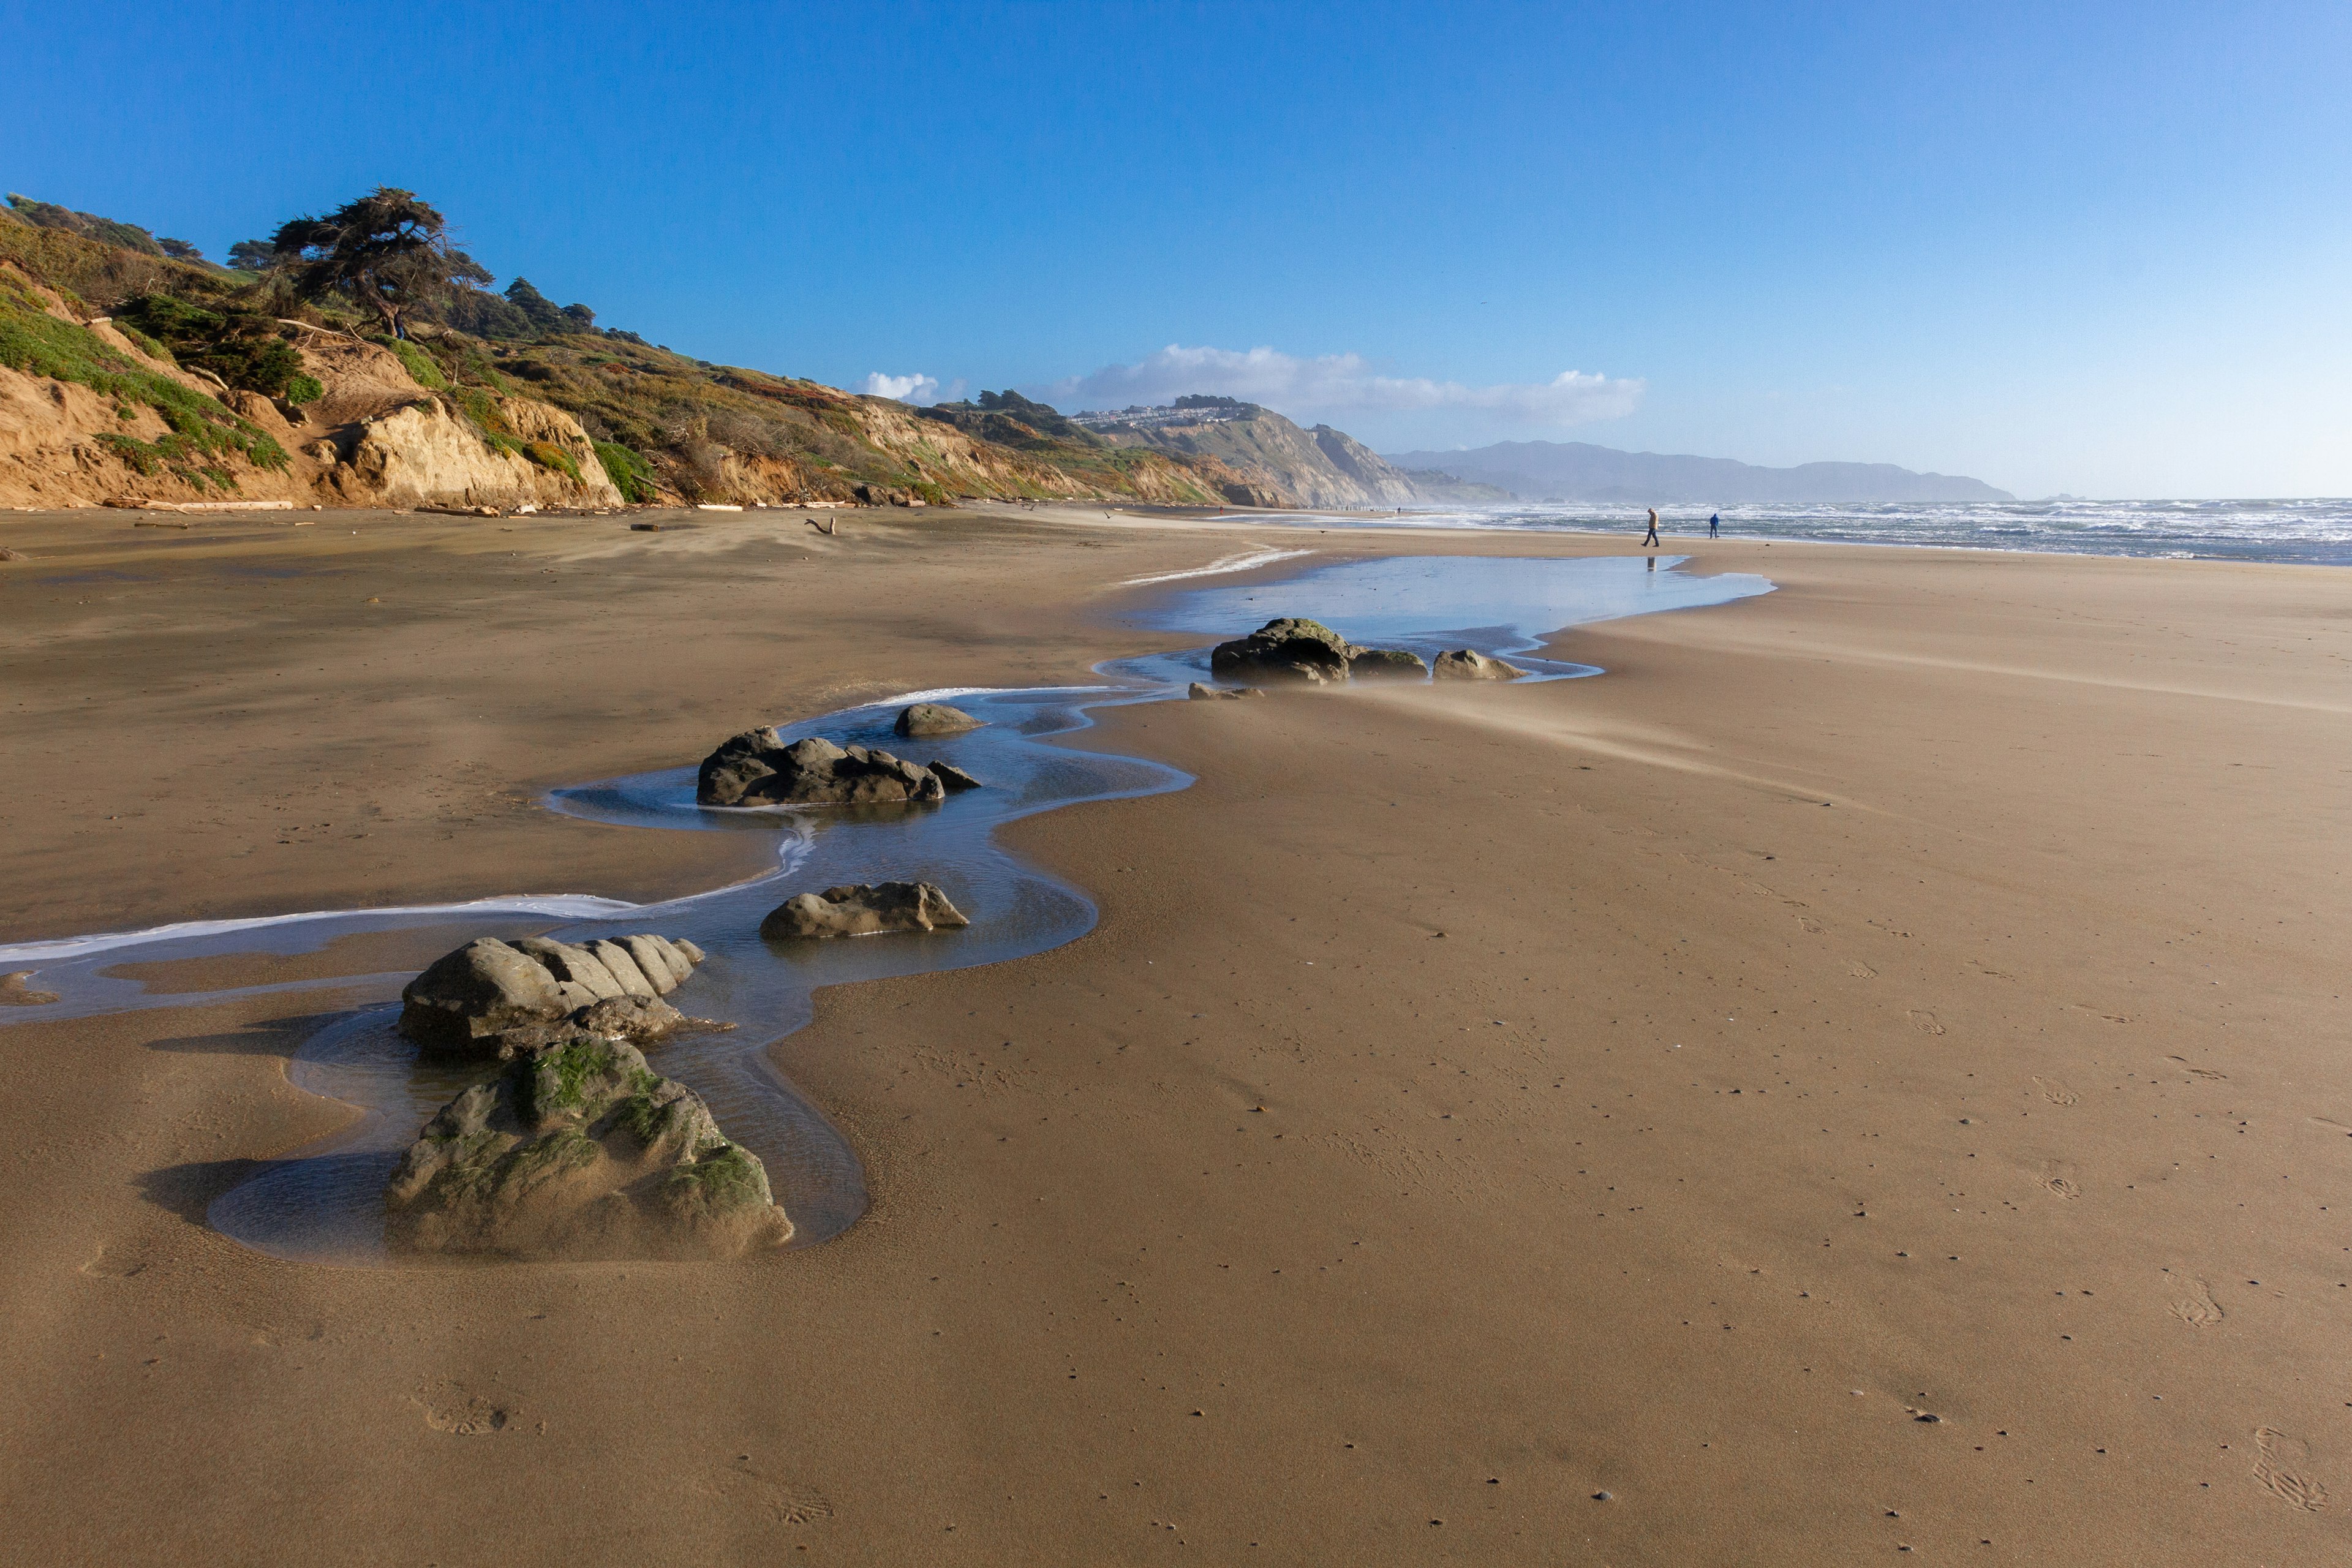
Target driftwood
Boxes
[805,516,839,537]
[276,318,371,344]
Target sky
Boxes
[7,1,2348,497]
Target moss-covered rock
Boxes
[386,1031,790,1261]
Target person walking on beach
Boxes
[1642,508,1660,548]
[1708,511,1720,538]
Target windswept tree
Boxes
[225,239,276,273]
[270,187,489,339]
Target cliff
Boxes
[1069,396,1431,509]
[0,255,620,511]
[0,194,1253,513]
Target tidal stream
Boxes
[0,555,1770,1264]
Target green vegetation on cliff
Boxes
[115,293,307,399]
[0,270,287,489]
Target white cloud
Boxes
[861,371,941,404]
[1033,345,1643,429]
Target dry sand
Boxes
[1,505,2348,1562]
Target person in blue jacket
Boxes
[1708,512,1721,538]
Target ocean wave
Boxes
[1338,498,2352,565]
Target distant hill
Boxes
[1381,440,2014,505]
[1069,396,1506,508]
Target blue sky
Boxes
[9,1,2347,496]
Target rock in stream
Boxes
[698,731,959,808]
[397,934,707,1059]
[760,881,971,939]
[385,1032,792,1260]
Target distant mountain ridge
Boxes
[1069,396,1507,508]
[1382,440,2013,505]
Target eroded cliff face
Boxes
[842,395,1231,507]
[0,279,314,508]
[0,271,622,511]
[1091,403,1425,509]
[312,390,622,511]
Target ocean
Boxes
[1269,497,2352,567]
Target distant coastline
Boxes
[1384,438,2014,505]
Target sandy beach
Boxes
[2,505,2348,1563]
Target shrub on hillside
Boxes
[594,440,658,503]
[0,279,287,488]
[116,293,307,398]
[382,336,448,390]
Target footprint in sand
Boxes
[706,1460,835,1525]
[2165,1058,2228,1081]
[1796,914,1825,935]
[77,1243,151,1280]
[1848,962,1877,979]
[1907,1010,1947,1036]
[2253,1427,2328,1512]
[2169,1278,2223,1329]
[2031,1076,2080,1107]
[2037,1163,2080,1200]
[412,1381,515,1436]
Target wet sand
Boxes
[2,507,2348,1562]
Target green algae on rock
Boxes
[385,1033,792,1261]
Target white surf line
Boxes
[1120,547,1317,587]
[0,893,644,968]
[869,683,1116,708]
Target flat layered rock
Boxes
[385,1033,791,1261]
[895,702,982,737]
[1433,649,1527,680]
[760,881,971,939]
[1188,682,1267,701]
[698,730,946,807]
[398,933,706,1058]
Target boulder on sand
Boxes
[894,702,982,737]
[1348,647,1429,680]
[930,761,985,792]
[1188,681,1267,701]
[384,1032,792,1261]
[760,881,971,940]
[1210,617,1354,684]
[398,933,707,1058]
[1210,617,1429,687]
[1432,649,1527,681]
[698,729,948,807]
[0,971,61,1006]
